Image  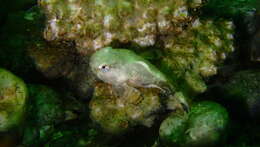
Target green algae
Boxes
[22,85,65,146]
[160,101,229,147]
[203,0,260,18]
[0,68,27,132]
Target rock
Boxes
[28,40,76,79]
[221,70,260,120]
[89,82,163,134]
[26,85,65,125]
[0,68,27,132]
[185,101,229,146]
[39,0,203,55]
[159,112,188,146]
[159,18,234,93]
[28,41,96,99]
[159,101,229,147]
[202,0,258,18]
[22,84,65,146]
[64,56,96,100]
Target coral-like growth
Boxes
[39,0,204,54]
[159,18,234,93]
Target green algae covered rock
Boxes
[44,126,106,147]
[0,68,27,132]
[159,101,229,147]
[23,121,105,147]
[202,0,259,18]
[159,18,234,94]
[159,112,188,146]
[185,101,229,146]
[89,82,163,134]
[26,85,64,126]
[28,40,96,99]
[22,85,65,146]
[39,0,204,54]
[28,40,75,79]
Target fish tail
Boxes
[166,93,190,113]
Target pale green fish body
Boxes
[90,47,189,112]
[90,47,169,89]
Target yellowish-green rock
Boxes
[0,68,27,131]
[160,18,234,93]
[89,82,162,134]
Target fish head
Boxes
[90,47,126,85]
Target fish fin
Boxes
[167,92,190,113]
[111,85,126,98]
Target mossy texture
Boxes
[0,68,27,132]
[22,85,65,146]
[159,18,234,93]
[89,82,162,134]
[202,0,259,18]
[39,0,204,53]
[223,70,260,119]
[160,101,229,147]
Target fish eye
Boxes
[98,64,110,72]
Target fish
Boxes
[90,47,189,111]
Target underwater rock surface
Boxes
[22,85,65,146]
[89,82,163,134]
[159,18,234,94]
[218,70,260,120]
[0,68,27,132]
[28,41,75,79]
[39,0,205,54]
[159,101,229,147]
[22,84,87,146]
[39,0,234,94]
[28,40,96,100]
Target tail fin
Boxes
[158,82,189,112]
[163,90,190,113]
